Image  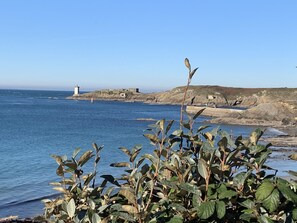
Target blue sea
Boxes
[0,89,294,218]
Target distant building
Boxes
[207,95,216,100]
[128,88,139,93]
[73,85,80,96]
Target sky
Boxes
[0,1,296,92]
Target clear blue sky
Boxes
[0,1,296,92]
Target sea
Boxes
[0,89,295,218]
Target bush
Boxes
[43,59,297,223]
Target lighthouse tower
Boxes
[73,85,80,96]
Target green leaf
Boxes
[218,189,237,199]
[56,164,64,176]
[67,198,75,218]
[239,199,255,209]
[111,211,135,222]
[262,188,279,213]
[166,215,183,223]
[258,215,274,223]
[277,180,297,203]
[216,201,226,219]
[184,58,191,70]
[64,161,77,170]
[158,119,165,131]
[119,147,131,157]
[100,174,120,186]
[130,148,141,162]
[144,134,160,144]
[92,143,103,153]
[179,183,200,195]
[110,162,130,168]
[88,199,95,210]
[198,159,208,179]
[83,172,96,186]
[53,187,67,193]
[256,181,275,201]
[217,137,228,151]
[171,129,183,137]
[122,205,138,214]
[165,120,174,134]
[240,213,254,222]
[192,193,202,208]
[51,155,63,165]
[197,201,215,220]
[197,125,209,132]
[293,208,297,221]
[72,148,81,159]
[78,150,93,167]
[91,213,101,223]
[119,188,137,206]
[249,145,267,155]
[189,67,199,79]
[233,171,252,190]
[250,129,263,145]
[168,203,187,212]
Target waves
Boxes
[0,193,59,211]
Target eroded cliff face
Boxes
[149,86,297,108]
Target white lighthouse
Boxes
[73,85,80,96]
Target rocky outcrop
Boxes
[69,85,297,108]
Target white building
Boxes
[73,85,80,96]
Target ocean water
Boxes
[0,89,292,218]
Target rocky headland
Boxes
[69,85,297,146]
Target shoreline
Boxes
[70,97,297,147]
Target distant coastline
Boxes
[68,85,297,139]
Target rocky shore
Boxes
[70,85,297,133]
[70,85,297,150]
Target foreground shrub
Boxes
[43,59,297,223]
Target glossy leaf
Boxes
[56,164,64,176]
[256,181,275,201]
[258,215,274,223]
[197,201,215,219]
[278,181,297,203]
[72,148,81,159]
[293,208,297,221]
[100,174,120,186]
[198,159,208,179]
[66,198,75,218]
[51,155,63,165]
[218,189,237,199]
[122,205,138,214]
[92,143,103,153]
[184,58,191,70]
[167,215,183,223]
[165,120,174,134]
[250,129,263,145]
[144,134,160,144]
[119,147,131,157]
[119,188,137,206]
[216,201,226,219]
[91,213,101,223]
[262,189,280,213]
[189,67,199,79]
[78,150,93,167]
[130,148,141,162]
[110,162,130,168]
